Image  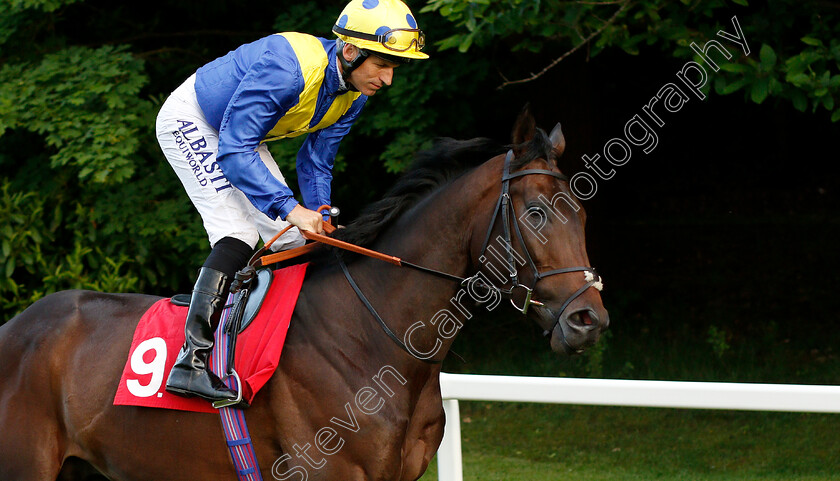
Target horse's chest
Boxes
[396,394,447,480]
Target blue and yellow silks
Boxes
[195,33,366,221]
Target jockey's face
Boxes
[343,45,400,96]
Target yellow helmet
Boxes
[333,0,429,60]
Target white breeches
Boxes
[155,74,304,251]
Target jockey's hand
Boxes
[286,204,325,234]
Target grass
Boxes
[421,323,840,481]
[418,212,840,480]
[420,403,840,480]
[418,325,840,481]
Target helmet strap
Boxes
[336,39,368,90]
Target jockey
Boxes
[156,0,428,403]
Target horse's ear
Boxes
[511,104,536,145]
[549,122,566,157]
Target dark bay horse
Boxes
[0,110,608,481]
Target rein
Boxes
[335,255,442,364]
[249,149,604,362]
[253,220,467,285]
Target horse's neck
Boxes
[338,161,500,369]
[264,162,499,452]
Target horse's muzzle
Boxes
[534,305,608,355]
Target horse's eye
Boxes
[525,204,546,218]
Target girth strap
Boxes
[212,295,263,481]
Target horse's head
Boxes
[471,108,609,355]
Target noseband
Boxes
[477,150,603,335]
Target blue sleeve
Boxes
[216,50,303,221]
[296,95,367,217]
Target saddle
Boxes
[154,208,411,408]
[114,262,307,413]
[170,266,273,334]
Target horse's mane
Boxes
[331,129,556,249]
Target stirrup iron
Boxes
[212,370,244,409]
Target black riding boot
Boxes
[165,267,237,402]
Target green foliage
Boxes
[1,0,837,323]
[273,2,336,37]
[0,2,194,320]
[422,0,644,55]
[784,37,840,118]
[0,179,140,316]
[706,324,731,359]
[83,159,210,290]
[352,36,492,173]
[6,0,82,11]
[0,45,152,183]
[424,0,840,120]
[714,36,840,119]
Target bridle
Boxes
[337,149,604,362]
[477,150,604,338]
[252,149,604,363]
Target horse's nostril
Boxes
[567,309,599,330]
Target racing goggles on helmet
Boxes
[334,26,426,53]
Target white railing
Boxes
[436,373,840,481]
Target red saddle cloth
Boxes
[113,263,308,413]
